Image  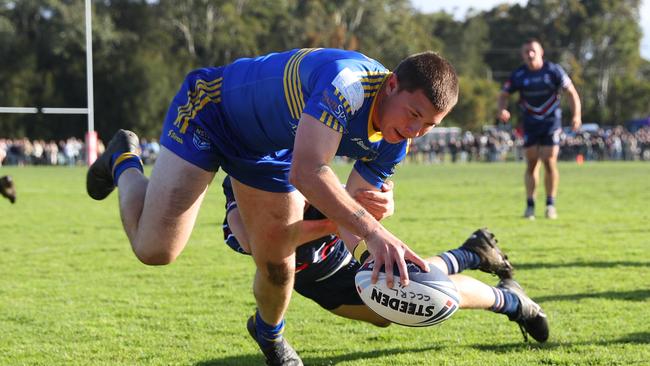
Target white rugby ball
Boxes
[355,260,460,327]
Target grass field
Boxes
[0,162,648,365]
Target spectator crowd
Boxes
[406,126,650,163]
[0,137,160,167]
[2,126,649,167]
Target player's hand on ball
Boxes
[364,226,430,288]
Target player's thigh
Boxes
[539,145,559,164]
[137,146,215,259]
[330,305,390,327]
[524,146,541,168]
[230,177,305,261]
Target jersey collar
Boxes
[367,73,391,142]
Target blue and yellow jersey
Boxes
[502,61,571,130]
[173,48,408,188]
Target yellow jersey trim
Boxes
[283,48,320,120]
[366,73,391,142]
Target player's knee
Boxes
[132,239,179,265]
[134,250,177,265]
[264,261,293,287]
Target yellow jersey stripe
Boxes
[283,53,299,119]
[290,49,314,119]
[178,88,222,115]
[188,81,222,99]
[284,49,306,119]
[284,48,319,120]
[286,50,305,119]
[363,84,383,91]
[319,111,328,123]
[175,79,223,133]
[367,73,391,142]
[175,88,221,122]
[332,119,339,131]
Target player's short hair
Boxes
[393,51,458,113]
[524,37,543,48]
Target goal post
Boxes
[0,0,97,165]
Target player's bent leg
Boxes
[247,315,303,366]
[231,178,304,365]
[497,278,549,343]
[329,305,391,327]
[87,129,140,200]
[119,146,215,265]
[448,274,496,309]
[430,228,513,279]
[459,228,513,279]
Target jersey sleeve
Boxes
[353,139,409,188]
[302,63,371,134]
[551,63,572,89]
[502,70,519,94]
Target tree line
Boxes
[0,0,648,140]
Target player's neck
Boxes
[527,60,544,71]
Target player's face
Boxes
[521,41,544,70]
[374,75,449,144]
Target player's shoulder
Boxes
[544,60,567,74]
[512,65,528,78]
[307,49,389,114]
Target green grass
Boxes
[1,162,649,365]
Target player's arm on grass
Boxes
[291,115,429,287]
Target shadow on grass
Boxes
[472,331,650,353]
[516,261,650,270]
[535,289,650,302]
[196,345,442,366]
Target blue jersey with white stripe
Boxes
[216,48,408,187]
[502,61,571,131]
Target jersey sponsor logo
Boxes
[350,137,371,151]
[192,126,212,151]
[320,90,348,124]
[331,67,364,114]
[167,129,183,144]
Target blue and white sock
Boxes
[489,287,520,320]
[546,196,555,207]
[438,248,481,274]
[527,197,535,208]
[111,152,143,186]
[254,310,285,348]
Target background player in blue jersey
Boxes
[219,175,549,359]
[86,49,459,365]
[496,38,582,220]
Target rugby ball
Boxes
[355,261,460,327]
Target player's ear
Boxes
[386,73,399,95]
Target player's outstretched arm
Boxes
[291,115,429,287]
